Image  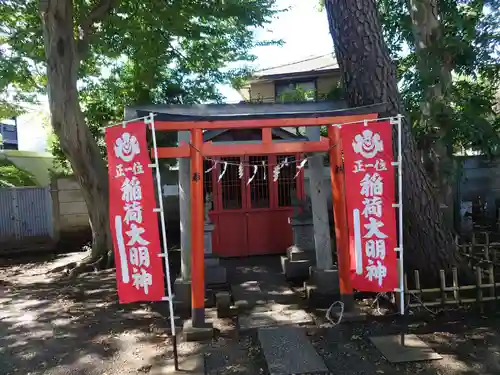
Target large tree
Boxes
[325,0,465,277]
[377,0,500,226]
[1,0,277,270]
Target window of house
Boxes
[275,80,316,102]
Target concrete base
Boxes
[309,267,340,294]
[305,267,341,309]
[182,319,214,342]
[370,335,442,363]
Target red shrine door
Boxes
[206,154,304,257]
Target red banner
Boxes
[341,121,398,292]
[105,121,165,303]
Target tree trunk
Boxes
[407,0,455,228]
[325,0,464,278]
[40,0,111,268]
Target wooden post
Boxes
[190,128,205,327]
[328,125,354,310]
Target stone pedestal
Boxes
[172,223,227,310]
[281,245,315,281]
[289,217,315,251]
[182,319,214,341]
[204,222,227,286]
[281,218,316,281]
[305,266,341,308]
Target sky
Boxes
[219,0,334,102]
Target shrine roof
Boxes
[124,101,387,123]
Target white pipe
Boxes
[148,113,176,338]
[395,114,404,315]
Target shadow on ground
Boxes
[0,252,265,375]
[0,251,200,375]
[3,253,500,375]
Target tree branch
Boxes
[77,0,118,60]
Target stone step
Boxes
[231,281,267,311]
[258,326,329,375]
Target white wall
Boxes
[16,103,51,153]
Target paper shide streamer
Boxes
[210,157,307,184]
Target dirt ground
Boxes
[2,252,500,375]
[0,252,265,375]
[309,311,500,375]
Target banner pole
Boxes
[147,113,178,369]
[391,114,405,346]
[396,113,404,316]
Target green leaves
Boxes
[1,0,279,170]
[377,0,500,153]
[0,0,278,107]
[0,160,38,187]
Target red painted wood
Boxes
[154,140,330,159]
[154,113,379,131]
[247,209,294,255]
[212,212,248,257]
[190,128,205,311]
[210,153,303,257]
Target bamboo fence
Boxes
[403,231,500,312]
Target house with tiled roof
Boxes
[237,53,341,103]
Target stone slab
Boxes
[370,334,442,363]
[281,256,311,281]
[215,291,232,318]
[232,281,267,311]
[239,305,313,330]
[182,319,214,342]
[151,354,205,375]
[204,257,220,267]
[205,265,227,286]
[258,327,329,375]
[286,246,315,262]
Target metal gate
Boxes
[0,187,53,241]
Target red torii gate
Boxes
[149,106,380,327]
